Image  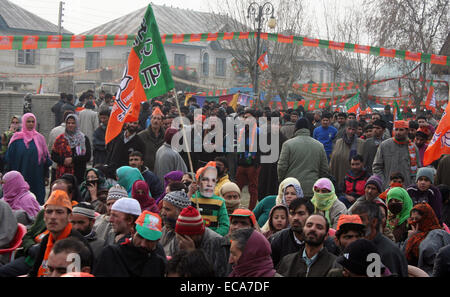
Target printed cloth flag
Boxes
[423,99,450,166]
[257,51,269,71]
[346,91,360,113]
[394,100,403,120]
[105,4,174,144]
[425,79,436,113]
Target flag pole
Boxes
[172,88,200,210]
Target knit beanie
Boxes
[175,206,205,236]
[107,184,128,201]
[295,118,309,131]
[365,175,383,193]
[163,190,191,209]
[415,167,435,183]
[219,182,241,197]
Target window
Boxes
[202,52,209,77]
[216,58,226,77]
[320,69,324,82]
[174,54,186,68]
[17,50,36,65]
[86,52,100,70]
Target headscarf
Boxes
[131,180,159,213]
[261,177,302,232]
[311,178,338,224]
[405,202,441,264]
[155,170,185,204]
[9,113,49,164]
[228,229,276,277]
[1,171,41,218]
[116,166,145,195]
[386,187,413,227]
[0,200,18,248]
[64,114,86,156]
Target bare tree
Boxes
[365,0,450,110]
[209,0,312,109]
[311,2,385,109]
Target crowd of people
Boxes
[0,88,449,278]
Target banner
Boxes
[1,32,448,66]
[105,4,174,144]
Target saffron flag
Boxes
[257,51,269,71]
[105,4,174,144]
[425,79,436,113]
[346,91,360,114]
[423,100,450,166]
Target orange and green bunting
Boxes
[1,32,448,66]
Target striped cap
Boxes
[175,206,205,236]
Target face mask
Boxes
[388,201,403,215]
[225,199,241,213]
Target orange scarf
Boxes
[37,223,73,277]
[393,138,418,175]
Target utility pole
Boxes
[58,1,65,35]
[56,1,65,93]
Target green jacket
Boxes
[191,191,230,236]
[253,195,276,228]
[277,128,330,198]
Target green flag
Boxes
[106,4,174,144]
[345,91,360,113]
[394,100,403,120]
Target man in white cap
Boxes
[93,184,128,242]
[106,197,142,245]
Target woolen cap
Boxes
[163,190,191,209]
[111,197,141,216]
[175,206,205,236]
[219,182,241,197]
[107,185,128,201]
[415,167,435,183]
[365,175,383,193]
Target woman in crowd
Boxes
[52,114,91,184]
[131,180,159,213]
[1,115,20,160]
[257,177,303,232]
[386,187,413,243]
[310,177,347,230]
[0,170,41,219]
[116,166,145,196]
[5,113,52,205]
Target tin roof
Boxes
[0,0,72,34]
[81,4,229,47]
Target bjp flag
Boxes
[423,100,450,166]
[105,4,174,144]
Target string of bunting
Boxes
[1,32,448,66]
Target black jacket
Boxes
[106,132,146,172]
[93,239,166,277]
[28,228,92,277]
[277,246,337,277]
